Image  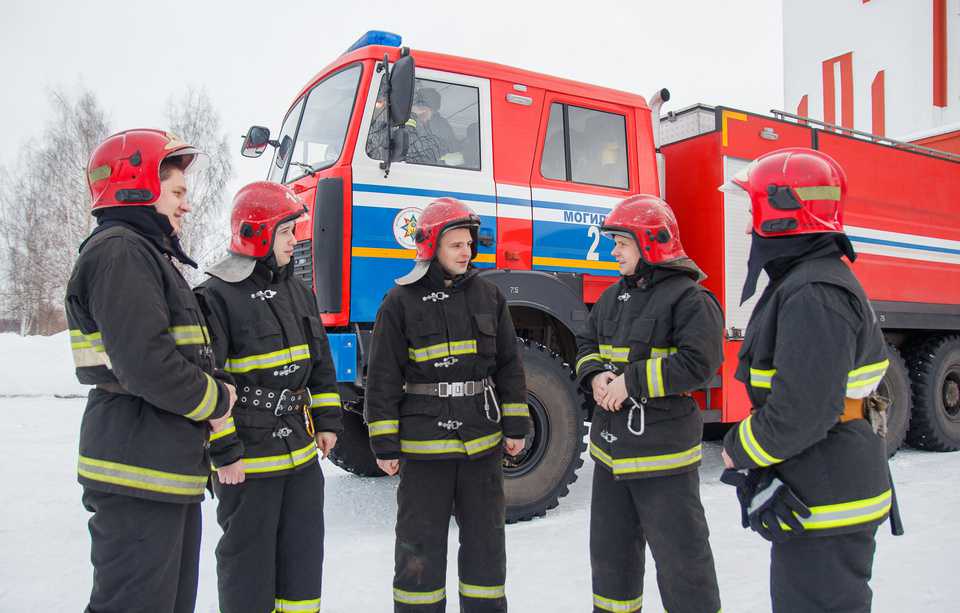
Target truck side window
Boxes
[366,77,481,170]
[539,102,629,190]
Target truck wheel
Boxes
[907,335,960,452]
[503,340,587,523]
[328,409,386,477]
[879,345,910,457]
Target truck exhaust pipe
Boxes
[649,88,671,149]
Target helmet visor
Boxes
[165,146,209,177]
[717,163,751,195]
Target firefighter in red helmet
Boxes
[575,194,723,613]
[65,129,237,613]
[364,197,531,612]
[718,148,900,613]
[195,181,343,613]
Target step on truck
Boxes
[241,31,960,521]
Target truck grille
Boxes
[293,239,313,286]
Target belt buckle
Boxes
[438,382,450,398]
[464,380,476,396]
[450,381,464,397]
[275,389,290,416]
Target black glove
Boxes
[720,468,764,529]
[746,475,811,543]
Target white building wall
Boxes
[783,0,960,140]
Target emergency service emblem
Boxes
[393,207,422,249]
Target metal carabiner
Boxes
[626,397,645,436]
[483,381,501,423]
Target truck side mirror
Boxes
[275,135,294,169]
[478,227,494,247]
[241,125,271,158]
[388,52,415,127]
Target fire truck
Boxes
[241,31,960,521]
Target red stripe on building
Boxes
[797,94,809,119]
[822,52,854,128]
[871,70,885,136]
[933,0,947,107]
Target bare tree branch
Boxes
[165,87,234,285]
[0,87,110,334]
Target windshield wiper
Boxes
[288,161,318,177]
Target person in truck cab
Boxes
[195,181,343,613]
[364,197,532,613]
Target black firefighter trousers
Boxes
[82,489,201,613]
[394,451,507,613]
[214,461,325,613]
[770,527,877,613]
[590,466,721,613]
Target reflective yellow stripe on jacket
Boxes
[599,344,630,363]
[501,402,530,418]
[168,324,209,346]
[846,359,889,398]
[750,359,889,397]
[401,432,503,456]
[576,352,603,375]
[408,340,477,362]
[209,417,236,442]
[274,596,321,612]
[368,420,400,437]
[394,587,446,605]
[184,374,220,421]
[736,414,783,467]
[590,442,702,476]
[69,329,110,368]
[593,593,643,613]
[310,392,341,409]
[78,455,207,497]
[225,344,311,374]
[242,441,318,474]
[778,489,892,531]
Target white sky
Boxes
[0,0,783,192]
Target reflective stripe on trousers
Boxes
[590,442,702,476]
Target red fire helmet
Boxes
[87,129,206,212]
[601,194,687,264]
[228,182,308,259]
[205,181,307,283]
[720,147,847,237]
[396,197,480,285]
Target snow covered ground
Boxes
[1,336,958,611]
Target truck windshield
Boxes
[271,64,363,183]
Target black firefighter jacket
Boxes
[364,263,532,461]
[723,253,892,537]
[196,261,343,478]
[65,225,231,504]
[575,268,724,480]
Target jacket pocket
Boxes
[399,394,443,418]
[305,316,326,342]
[242,319,283,338]
[601,318,619,337]
[474,313,497,356]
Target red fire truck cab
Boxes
[242,31,960,521]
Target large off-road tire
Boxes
[906,335,960,452]
[879,344,911,457]
[504,341,587,523]
[328,408,385,477]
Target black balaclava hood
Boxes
[740,232,856,304]
[89,206,198,268]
